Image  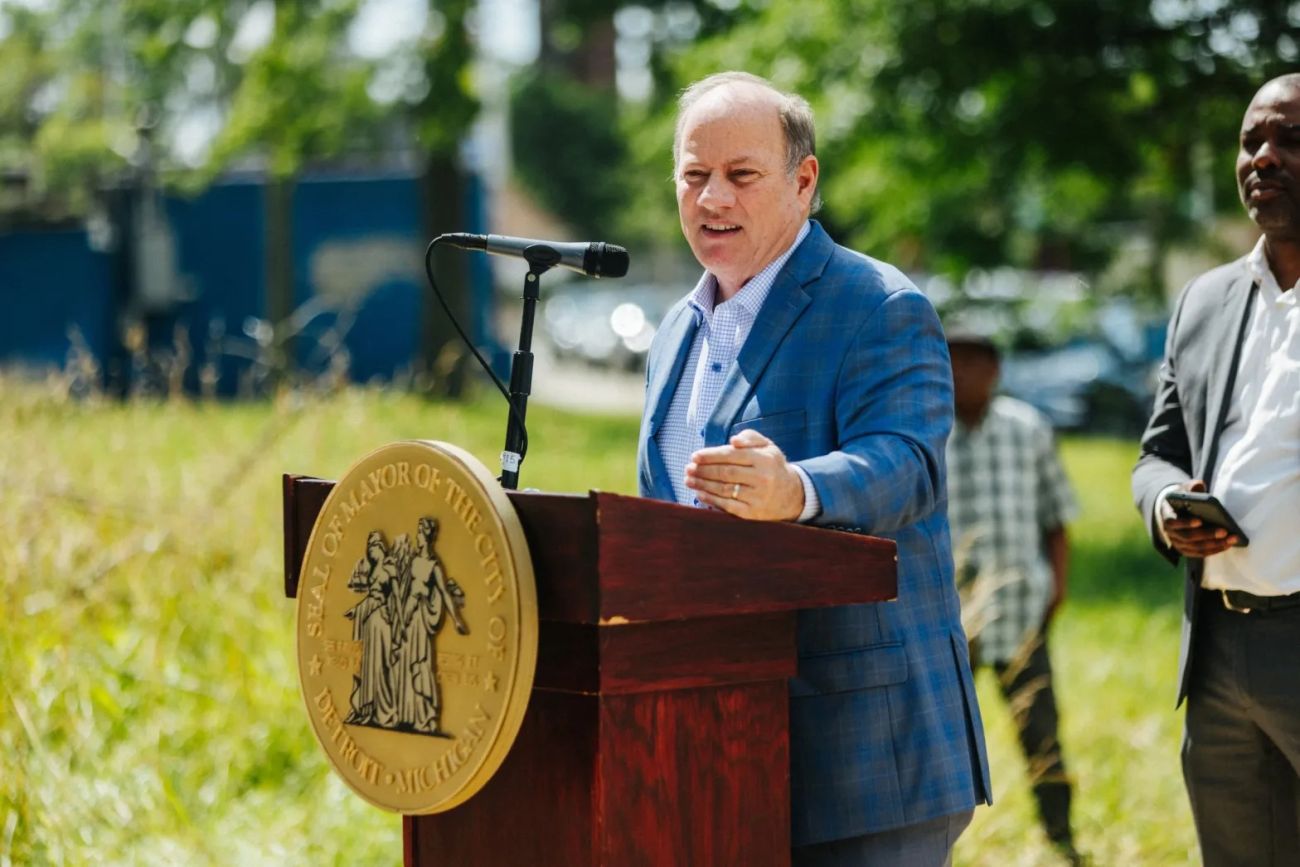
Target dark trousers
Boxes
[973,632,1074,847]
[1184,594,1300,866]
[791,810,973,867]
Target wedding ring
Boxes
[731,483,741,500]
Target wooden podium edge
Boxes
[282,473,334,599]
[283,478,899,611]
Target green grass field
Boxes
[0,382,1197,865]
[960,438,1197,865]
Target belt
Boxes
[1212,587,1300,615]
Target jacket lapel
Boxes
[704,223,832,442]
[1199,268,1257,484]
[642,303,699,497]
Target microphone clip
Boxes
[521,244,562,273]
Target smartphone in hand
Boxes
[1166,491,1250,547]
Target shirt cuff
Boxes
[1154,484,1181,547]
[793,465,821,523]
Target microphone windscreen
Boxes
[587,243,630,278]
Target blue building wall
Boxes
[0,169,491,392]
[165,180,267,390]
[291,173,426,383]
[0,229,116,369]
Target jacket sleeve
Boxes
[796,286,951,533]
[1132,282,1194,566]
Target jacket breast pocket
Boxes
[789,642,909,696]
[728,409,807,441]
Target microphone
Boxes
[438,233,629,278]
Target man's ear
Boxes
[797,155,819,200]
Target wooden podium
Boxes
[283,475,897,867]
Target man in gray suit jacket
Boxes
[1132,73,1300,865]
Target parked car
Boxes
[541,284,680,372]
[999,338,1157,435]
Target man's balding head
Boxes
[1255,73,1300,101]
[674,72,819,207]
[672,71,821,299]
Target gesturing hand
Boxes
[1159,480,1239,559]
[684,428,806,521]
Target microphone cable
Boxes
[423,236,528,477]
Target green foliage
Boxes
[410,0,477,159]
[0,1,249,209]
[509,70,628,240]
[617,97,682,246]
[0,0,481,212]
[31,115,129,211]
[0,8,52,144]
[637,0,1294,283]
[525,0,753,246]
[204,1,381,181]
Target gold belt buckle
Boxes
[1221,589,1253,614]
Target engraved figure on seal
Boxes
[344,519,467,736]
[394,517,469,735]
[344,530,404,727]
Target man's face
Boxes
[949,343,999,420]
[675,86,818,295]
[1236,81,1300,238]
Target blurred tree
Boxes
[0,0,482,395]
[509,69,625,239]
[207,0,481,395]
[509,0,748,243]
[411,0,479,397]
[0,5,57,220]
[0,0,392,206]
[203,0,381,373]
[630,0,1296,295]
[203,2,379,179]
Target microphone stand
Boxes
[500,246,560,490]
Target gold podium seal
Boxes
[295,440,537,814]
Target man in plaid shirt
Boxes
[945,330,1083,864]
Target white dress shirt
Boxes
[656,221,820,520]
[1200,236,1300,595]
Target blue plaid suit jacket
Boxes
[637,222,992,846]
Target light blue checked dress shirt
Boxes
[657,221,819,519]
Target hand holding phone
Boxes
[1165,490,1249,548]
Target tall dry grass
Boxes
[0,377,637,865]
[0,378,1197,864]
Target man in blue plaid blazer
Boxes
[637,71,991,865]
